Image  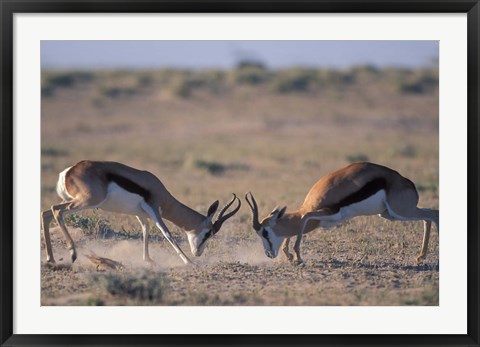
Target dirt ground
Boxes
[41,218,439,306]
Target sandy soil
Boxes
[41,221,439,306]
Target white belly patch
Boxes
[97,182,145,215]
[339,189,387,219]
[317,189,387,228]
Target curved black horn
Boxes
[245,192,262,231]
[212,194,241,234]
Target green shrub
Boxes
[91,271,170,303]
[100,86,136,98]
[323,70,355,88]
[137,74,153,87]
[392,144,417,158]
[234,66,270,85]
[236,60,266,70]
[44,71,93,89]
[65,213,114,237]
[186,158,250,176]
[170,77,193,98]
[41,147,68,157]
[351,64,380,76]
[41,71,93,96]
[194,159,226,175]
[41,86,54,97]
[270,68,318,93]
[346,153,369,163]
[399,74,438,95]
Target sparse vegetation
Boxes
[41,65,438,99]
[65,214,114,238]
[392,144,418,158]
[234,65,270,86]
[398,72,438,95]
[185,158,250,176]
[270,68,319,93]
[42,147,68,157]
[90,271,169,303]
[42,71,93,96]
[346,153,370,163]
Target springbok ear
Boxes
[277,206,287,219]
[270,206,287,220]
[207,200,220,218]
[270,206,280,216]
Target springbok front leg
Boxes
[140,202,193,265]
[136,215,153,264]
[155,217,193,265]
[281,238,294,261]
[292,233,304,265]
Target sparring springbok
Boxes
[245,162,439,265]
[41,160,241,265]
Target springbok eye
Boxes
[199,230,213,247]
[262,229,268,238]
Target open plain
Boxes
[41,66,439,305]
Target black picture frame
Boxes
[1,1,479,346]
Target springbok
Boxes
[41,160,241,265]
[245,162,439,265]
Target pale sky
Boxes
[41,40,438,70]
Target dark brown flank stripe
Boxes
[328,178,388,213]
[105,173,152,203]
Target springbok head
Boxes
[245,192,286,258]
[187,194,241,256]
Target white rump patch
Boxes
[56,166,73,201]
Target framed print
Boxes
[1,1,479,346]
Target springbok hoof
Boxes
[70,250,77,264]
[292,259,305,266]
[415,255,425,265]
[144,258,155,266]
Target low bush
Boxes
[90,271,170,303]
[65,213,114,238]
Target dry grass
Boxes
[41,67,438,306]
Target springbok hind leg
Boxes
[416,220,432,264]
[41,209,56,263]
[51,198,97,264]
[385,200,439,264]
[415,208,439,264]
[51,202,81,263]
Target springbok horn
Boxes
[212,194,241,234]
[245,192,262,231]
